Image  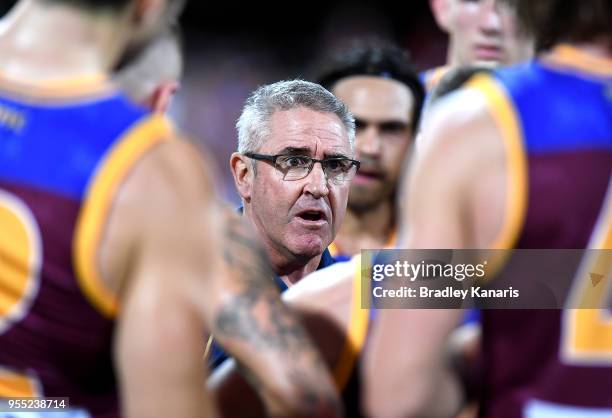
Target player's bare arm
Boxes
[208,209,343,418]
[107,138,219,418]
[362,90,508,418]
[210,261,355,417]
[106,137,341,418]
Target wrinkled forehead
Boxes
[264,108,352,156]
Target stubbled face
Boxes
[445,0,533,66]
[249,107,352,262]
[332,76,414,212]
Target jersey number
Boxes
[0,190,42,396]
[561,188,612,365]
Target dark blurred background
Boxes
[0,1,447,203]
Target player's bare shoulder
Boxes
[413,81,509,248]
[124,136,214,209]
[98,130,217,296]
[283,257,357,320]
[419,84,504,165]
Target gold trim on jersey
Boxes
[0,367,41,397]
[329,229,398,259]
[468,75,528,250]
[544,44,612,78]
[562,181,612,364]
[328,241,340,258]
[333,255,370,390]
[424,66,451,92]
[73,115,173,318]
[0,72,114,102]
[386,229,397,248]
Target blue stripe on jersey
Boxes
[0,93,148,199]
[493,61,612,154]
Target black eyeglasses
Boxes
[244,153,360,184]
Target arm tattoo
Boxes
[215,210,310,353]
[213,210,341,416]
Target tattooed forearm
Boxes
[222,211,273,283]
[216,210,311,353]
[211,210,342,417]
[215,288,310,353]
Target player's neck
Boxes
[335,198,395,254]
[446,44,462,67]
[0,1,129,82]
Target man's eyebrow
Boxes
[324,152,350,159]
[355,117,410,131]
[278,147,311,155]
[380,121,410,131]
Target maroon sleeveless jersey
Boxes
[0,76,171,417]
[470,45,612,417]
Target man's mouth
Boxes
[354,169,383,184]
[475,44,504,61]
[297,210,326,222]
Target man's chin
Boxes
[288,235,328,260]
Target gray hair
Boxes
[236,79,355,154]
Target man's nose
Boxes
[303,161,330,198]
[480,0,502,34]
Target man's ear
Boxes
[132,0,166,26]
[430,0,451,32]
[230,152,253,202]
[147,81,179,114]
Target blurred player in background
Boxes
[423,0,534,91]
[418,64,494,418]
[419,5,533,411]
[0,1,342,417]
[314,38,424,261]
[363,0,612,417]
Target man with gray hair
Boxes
[205,80,358,370]
[230,80,359,288]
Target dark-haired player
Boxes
[314,38,425,261]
